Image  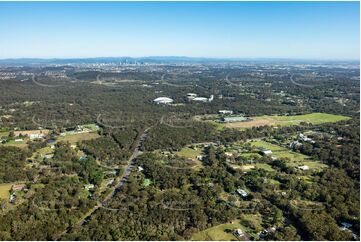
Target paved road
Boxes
[56,128,150,239]
[79,128,150,225]
[289,73,314,88]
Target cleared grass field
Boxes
[239,152,261,159]
[0,131,9,137]
[224,112,350,129]
[191,219,246,241]
[2,139,28,148]
[176,147,202,159]
[38,146,53,155]
[290,199,324,211]
[0,183,13,200]
[255,163,276,172]
[233,163,275,172]
[176,147,203,170]
[240,213,263,236]
[58,132,100,144]
[234,164,254,170]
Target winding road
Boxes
[225,73,240,87]
[289,73,314,88]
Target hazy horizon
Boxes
[0,56,359,62]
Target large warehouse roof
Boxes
[153,97,174,104]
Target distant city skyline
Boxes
[0,1,359,60]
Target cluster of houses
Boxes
[290,133,316,148]
[233,226,278,240]
[298,133,315,143]
[13,129,50,141]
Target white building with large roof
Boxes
[153,97,174,104]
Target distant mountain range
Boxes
[0,56,358,65]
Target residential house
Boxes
[298,165,310,171]
[234,229,244,237]
[12,184,25,192]
[84,184,95,191]
[236,188,248,197]
[197,155,204,161]
[259,147,272,155]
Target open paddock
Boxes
[176,147,204,170]
[57,132,100,144]
[0,183,12,200]
[223,113,350,129]
[191,219,247,241]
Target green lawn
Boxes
[176,147,202,159]
[0,183,13,200]
[261,113,350,125]
[191,220,246,241]
[239,152,261,159]
[234,163,275,172]
[302,161,328,171]
[58,132,100,144]
[0,131,9,137]
[230,164,254,171]
[38,146,53,155]
[267,178,281,186]
[176,147,203,170]
[255,163,276,172]
[290,199,324,210]
[2,139,28,148]
[240,213,263,235]
[219,112,350,129]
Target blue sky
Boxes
[0,2,359,59]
